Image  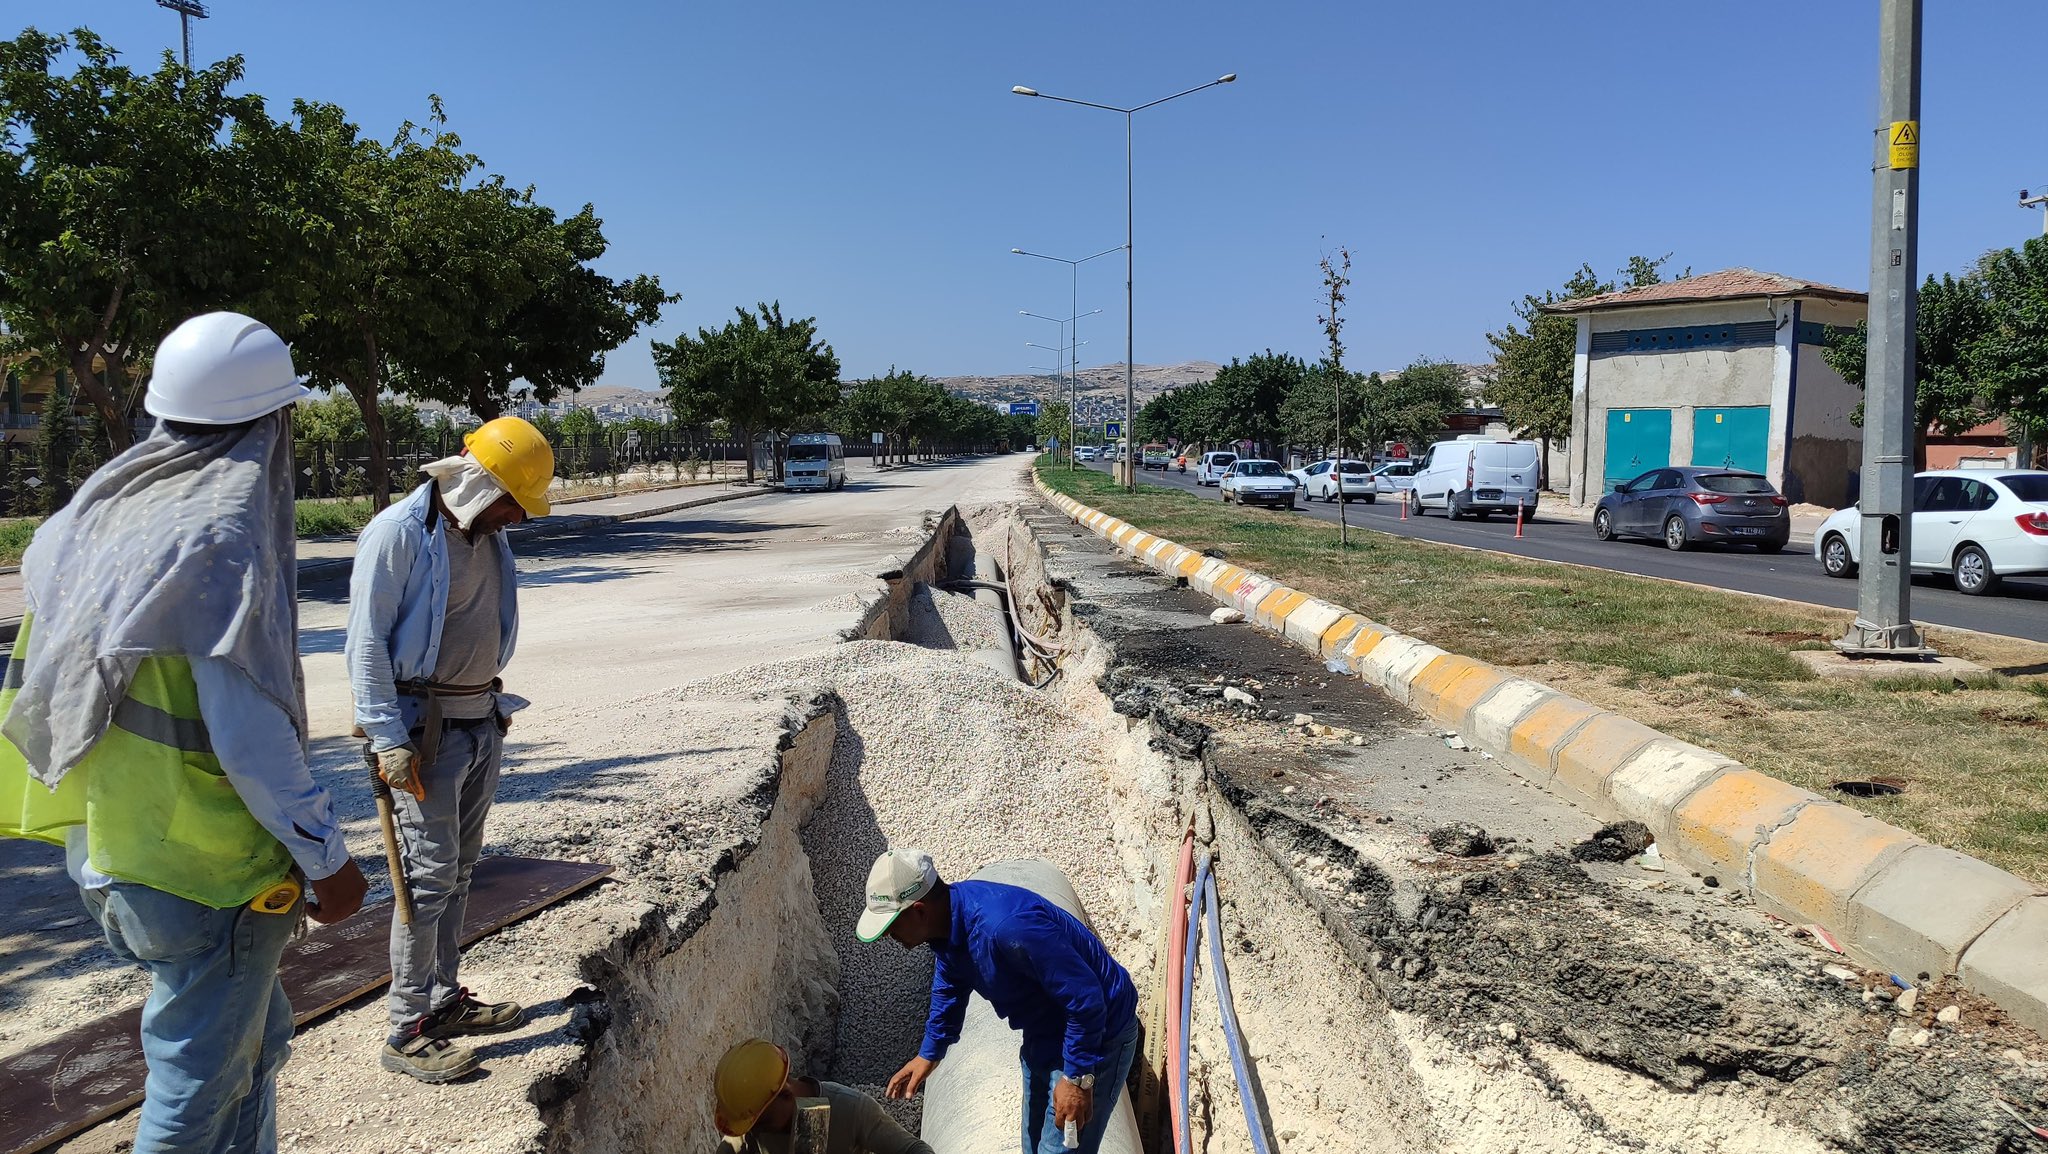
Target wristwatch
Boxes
[1064,1072,1095,1090]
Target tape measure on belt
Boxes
[248,877,301,915]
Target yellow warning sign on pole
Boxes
[1889,120,1919,170]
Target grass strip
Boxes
[1039,464,2048,884]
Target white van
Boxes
[784,433,846,491]
[1409,437,1542,520]
[1196,451,1238,486]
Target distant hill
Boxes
[937,361,1222,407]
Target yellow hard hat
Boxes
[713,1039,789,1136]
[463,416,554,517]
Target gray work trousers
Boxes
[386,720,502,1039]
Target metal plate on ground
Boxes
[0,856,611,1154]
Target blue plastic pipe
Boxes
[1176,856,1274,1154]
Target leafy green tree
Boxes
[1034,402,1071,450]
[1820,269,1995,468]
[656,302,841,482]
[1279,366,1366,456]
[1971,239,2048,459]
[0,28,278,451]
[1482,257,1673,487]
[1206,351,1305,454]
[557,406,602,437]
[1375,357,1469,451]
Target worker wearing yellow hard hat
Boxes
[713,1038,933,1154]
[344,415,553,1083]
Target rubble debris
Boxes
[1570,820,1653,863]
[1210,606,1246,624]
[1223,686,1257,706]
[1425,823,1497,858]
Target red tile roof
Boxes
[1545,268,1866,313]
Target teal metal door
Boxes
[1603,408,1671,492]
[1691,406,1770,474]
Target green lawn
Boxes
[1039,465,2048,884]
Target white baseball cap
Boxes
[856,848,938,942]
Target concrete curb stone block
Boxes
[1848,845,2039,981]
[1406,656,1494,724]
[1604,739,1733,845]
[1666,768,1818,884]
[1284,600,1349,652]
[1752,803,1922,930]
[1959,898,2048,1037]
[1360,638,1447,706]
[1192,560,1233,596]
[1256,589,1310,632]
[1505,695,1606,781]
[1342,624,1391,668]
[1231,577,1278,617]
[1551,713,1664,809]
[1466,679,1559,759]
[1429,666,1512,736]
[1317,614,1369,660]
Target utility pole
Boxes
[1837,0,1930,657]
[154,0,210,71]
[2022,189,2048,237]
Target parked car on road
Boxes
[1594,467,1788,551]
[1196,451,1238,487]
[1220,460,1298,509]
[1368,460,1416,498]
[1409,437,1543,520]
[1815,470,2048,595]
[1141,443,1173,470]
[1075,445,1099,461]
[1289,458,1374,503]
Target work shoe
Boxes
[427,988,526,1037]
[380,1029,480,1084]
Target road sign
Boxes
[1888,120,1918,170]
[1046,436,1060,451]
[1105,421,1122,439]
[871,432,884,444]
[1008,401,1040,416]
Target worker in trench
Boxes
[0,312,370,1151]
[712,1038,934,1154]
[865,849,1141,1154]
[345,415,553,1083]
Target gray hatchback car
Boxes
[1593,467,1790,551]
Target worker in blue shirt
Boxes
[863,848,1140,1154]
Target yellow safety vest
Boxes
[0,618,292,908]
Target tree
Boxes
[1819,269,1994,468]
[655,303,841,483]
[0,29,278,452]
[1481,256,1675,488]
[1972,238,2048,459]
[1206,352,1305,454]
[1033,402,1071,450]
[1375,357,1469,451]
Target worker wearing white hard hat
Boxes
[345,411,554,1083]
[1,311,368,1152]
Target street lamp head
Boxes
[1012,86,1039,97]
[1218,74,1237,84]
[1011,247,1024,253]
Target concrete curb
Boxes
[0,485,774,646]
[1034,475,2048,1034]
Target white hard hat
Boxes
[144,312,311,425]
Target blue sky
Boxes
[15,2,2048,391]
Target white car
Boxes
[1074,445,1099,461]
[1369,460,1417,497]
[1409,437,1542,520]
[1220,460,1298,509]
[1196,451,1238,486]
[1814,469,2048,596]
[1290,458,1375,503]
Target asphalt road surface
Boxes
[1075,460,2048,644]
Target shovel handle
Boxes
[366,747,416,926]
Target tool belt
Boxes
[395,677,500,774]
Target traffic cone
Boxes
[1515,503,1525,538]
[1399,492,1408,521]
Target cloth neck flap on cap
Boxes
[421,456,508,530]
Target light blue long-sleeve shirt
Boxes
[344,483,519,752]
[68,655,351,887]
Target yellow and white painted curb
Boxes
[1037,477,2048,1034]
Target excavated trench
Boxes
[538,500,2048,1154]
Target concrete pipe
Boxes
[918,859,1143,1154]
[949,534,1023,682]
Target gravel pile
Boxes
[682,634,1138,1086]
[902,582,1008,652]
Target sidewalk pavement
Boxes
[0,480,774,644]
[1536,494,1832,546]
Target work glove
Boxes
[377,745,426,802]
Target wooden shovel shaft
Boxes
[365,746,416,925]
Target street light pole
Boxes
[1022,305,1103,468]
[1838,0,1928,657]
[2022,189,2048,236]
[1015,247,1120,469]
[1014,74,1237,491]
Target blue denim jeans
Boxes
[82,881,298,1154]
[387,720,501,1039]
[1020,1017,1142,1154]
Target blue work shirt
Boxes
[918,880,1138,1077]
[345,483,519,752]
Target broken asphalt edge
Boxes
[1035,474,2048,1038]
